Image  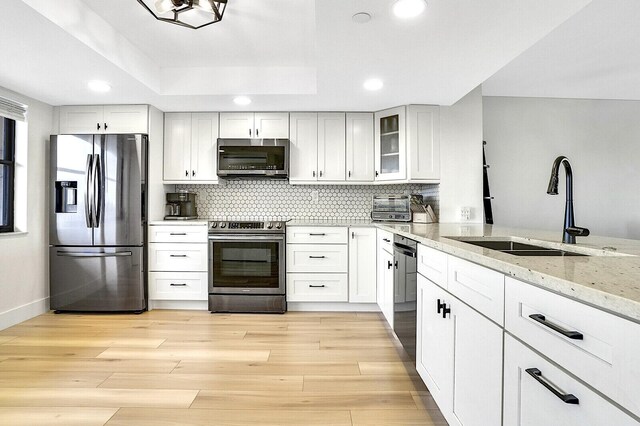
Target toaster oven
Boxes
[371,195,412,222]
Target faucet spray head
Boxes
[547,173,559,195]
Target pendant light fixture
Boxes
[137,0,228,29]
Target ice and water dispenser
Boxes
[54,181,77,213]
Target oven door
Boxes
[209,234,285,295]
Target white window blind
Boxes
[0,96,27,122]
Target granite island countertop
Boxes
[374,223,640,324]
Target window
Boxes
[0,117,15,233]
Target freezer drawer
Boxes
[49,246,145,312]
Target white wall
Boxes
[439,86,484,223]
[0,85,52,329]
[483,96,640,239]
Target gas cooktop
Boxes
[208,220,286,234]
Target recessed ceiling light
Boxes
[88,80,111,93]
[363,78,383,91]
[352,12,372,24]
[233,96,252,106]
[393,0,427,19]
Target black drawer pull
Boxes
[309,233,326,236]
[309,284,326,288]
[529,314,583,340]
[383,238,391,243]
[309,255,326,259]
[387,260,392,269]
[525,368,579,405]
[170,254,188,258]
[170,233,187,236]
[437,299,451,319]
[170,283,187,287]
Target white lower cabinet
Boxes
[416,273,503,426]
[149,272,208,301]
[148,223,208,301]
[504,334,637,426]
[376,229,395,327]
[286,273,348,302]
[348,227,377,303]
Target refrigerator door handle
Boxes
[56,251,133,258]
[92,154,102,227]
[85,154,94,228]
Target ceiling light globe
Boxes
[88,80,111,93]
[233,96,252,106]
[363,79,384,91]
[393,0,427,19]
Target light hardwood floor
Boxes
[0,310,447,425]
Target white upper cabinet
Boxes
[317,113,346,181]
[163,113,192,182]
[375,106,407,181]
[289,113,318,182]
[254,113,289,138]
[59,105,149,134]
[164,112,218,183]
[190,113,219,182]
[407,105,440,181]
[346,113,375,182]
[219,112,289,138]
[374,105,440,183]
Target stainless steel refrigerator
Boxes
[49,134,147,312]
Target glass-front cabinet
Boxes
[374,106,406,181]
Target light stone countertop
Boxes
[374,223,640,324]
[148,220,209,226]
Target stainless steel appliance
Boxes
[208,220,286,313]
[164,190,198,220]
[217,139,289,179]
[49,134,147,313]
[393,235,418,362]
[371,194,412,222]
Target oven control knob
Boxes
[210,222,218,229]
[220,223,227,229]
[267,222,273,229]
[275,223,282,229]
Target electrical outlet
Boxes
[311,190,319,204]
[460,206,471,221]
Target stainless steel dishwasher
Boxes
[393,235,418,362]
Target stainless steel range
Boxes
[208,220,286,313]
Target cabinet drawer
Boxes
[377,229,394,254]
[149,272,208,301]
[287,273,348,302]
[286,244,348,273]
[286,227,348,244]
[148,225,208,243]
[504,334,637,426]
[417,244,447,288]
[149,243,208,272]
[505,277,640,417]
[447,256,504,325]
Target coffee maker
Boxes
[165,191,198,220]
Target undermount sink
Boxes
[447,237,588,257]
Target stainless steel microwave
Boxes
[217,139,289,179]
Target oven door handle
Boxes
[208,234,285,241]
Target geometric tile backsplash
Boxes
[175,180,439,221]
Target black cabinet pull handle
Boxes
[185,170,189,177]
[383,238,390,243]
[192,170,196,177]
[437,299,450,318]
[525,368,579,404]
[170,233,187,236]
[394,260,398,269]
[97,123,101,130]
[375,171,379,177]
[312,170,316,177]
[104,123,108,130]
[170,283,187,286]
[387,260,393,269]
[319,170,323,177]
[348,171,351,178]
[249,128,252,137]
[256,128,259,137]
[529,314,583,340]
[351,232,355,239]
[309,233,326,236]
[437,299,444,314]
[170,254,187,258]
[309,255,326,259]
[309,284,325,288]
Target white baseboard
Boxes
[0,297,49,331]
[148,300,209,311]
[287,302,380,312]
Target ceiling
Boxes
[483,0,640,100]
[0,0,591,111]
